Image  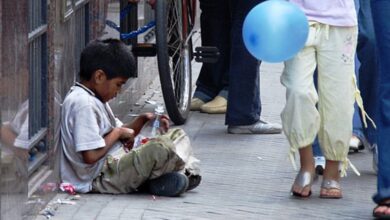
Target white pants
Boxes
[281,22,358,162]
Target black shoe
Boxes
[314,156,325,176]
[184,169,202,191]
[187,175,202,191]
[147,172,189,197]
[315,165,324,176]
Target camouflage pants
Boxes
[92,128,186,194]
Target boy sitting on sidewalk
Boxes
[60,38,200,196]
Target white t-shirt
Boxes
[60,83,122,193]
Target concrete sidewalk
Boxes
[35,57,377,219]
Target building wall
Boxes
[0,1,157,218]
[0,0,121,219]
[0,1,29,220]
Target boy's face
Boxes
[94,70,128,102]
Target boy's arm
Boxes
[122,112,170,136]
[1,123,29,160]
[0,123,16,147]
[81,127,134,164]
[123,113,151,136]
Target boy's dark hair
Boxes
[79,38,136,80]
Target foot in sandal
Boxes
[291,170,314,198]
[373,199,390,219]
[320,179,342,199]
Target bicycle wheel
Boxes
[155,0,194,125]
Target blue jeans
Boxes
[193,0,230,102]
[356,0,378,146]
[226,0,263,126]
[371,0,390,204]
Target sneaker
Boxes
[146,172,189,197]
[349,136,364,152]
[372,144,378,174]
[190,98,205,111]
[200,96,227,114]
[314,156,325,176]
[227,119,282,134]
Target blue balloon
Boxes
[242,0,309,62]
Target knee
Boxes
[287,88,317,104]
[141,143,169,159]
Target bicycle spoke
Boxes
[166,0,185,103]
[155,0,193,124]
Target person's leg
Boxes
[355,0,379,174]
[92,139,186,195]
[226,0,281,133]
[192,0,230,104]
[312,138,325,175]
[350,103,367,151]
[291,146,314,197]
[356,0,378,147]
[312,138,322,157]
[371,0,390,217]
[225,0,261,126]
[281,24,319,197]
[350,54,366,151]
[317,25,357,199]
[311,68,326,175]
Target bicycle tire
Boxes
[155,0,193,125]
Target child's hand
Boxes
[140,112,155,121]
[147,0,156,9]
[119,127,135,152]
[159,114,170,133]
[141,112,170,133]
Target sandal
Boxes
[320,179,342,199]
[373,202,390,219]
[291,170,314,198]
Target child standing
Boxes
[282,1,358,198]
[60,39,200,196]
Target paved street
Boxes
[35,57,377,219]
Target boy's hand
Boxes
[159,114,170,133]
[125,112,171,136]
[119,127,135,151]
[140,112,170,133]
[83,127,135,164]
[148,0,156,9]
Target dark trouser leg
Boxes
[194,0,231,101]
[226,0,263,126]
[371,0,390,204]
